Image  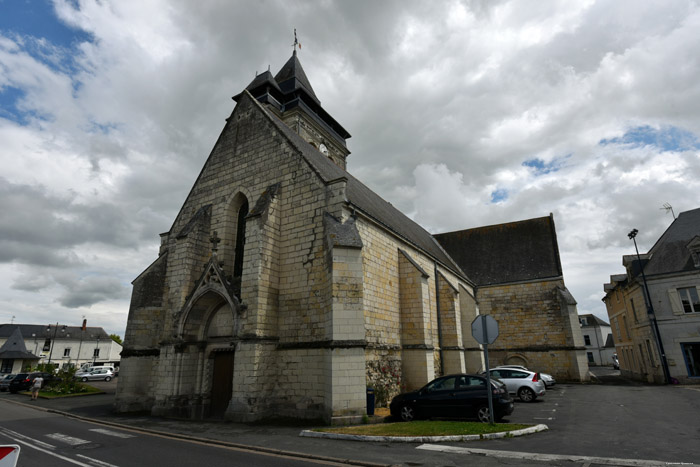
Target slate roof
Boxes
[0,324,111,340]
[433,215,563,286]
[579,313,610,327]
[643,207,700,276]
[274,51,320,104]
[0,327,39,360]
[251,93,465,277]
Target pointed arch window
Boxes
[233,199,249,280]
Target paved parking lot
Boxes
[461,379,700,465]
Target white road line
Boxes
[46,432,91,445]
[89,428,135,439]
[0,429,94,466]
[76,454,121,467]
[417,444,670,467]
[0,427,56,450]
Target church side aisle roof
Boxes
[434,215,563,286]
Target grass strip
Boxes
[314,420,532,437]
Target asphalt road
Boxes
[0,403,345,467]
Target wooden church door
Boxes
[210,351,234,417]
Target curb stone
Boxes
[300,423,549,443]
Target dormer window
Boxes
[687,236,700,268]
[319,143,328,156]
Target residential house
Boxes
[0,323,122,372]
[603,207,700,384]
[578,314,615,366]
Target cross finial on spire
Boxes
[210,230,221,255]
[293,28,301,54]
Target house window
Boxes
[1,359,13,373]
[678,287,700,313]
[614,318,621,340]
[587,352,595,363]
[43,339,51,352]
[630,298,638,323]
[622,315,630,339]
[580,317,588,326]
[93,348,100,358]
[63,348,71,357]
[681,343,700,377]
[584,335,591,346]
[645,340,656,367]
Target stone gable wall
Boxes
[477,278,588,381]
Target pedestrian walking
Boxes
[31,375,43,400]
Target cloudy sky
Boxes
[1,0,699,337]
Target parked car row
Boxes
[1,372,58,393]
[389,365,557,423]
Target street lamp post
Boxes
[46,323,65,367]
[628,229,672,384]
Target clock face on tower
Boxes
[319,143,328,156]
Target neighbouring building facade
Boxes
[435,215,589,382]
[0,323,121,373]
[603,207,700,384]
[578,314,615,366]
[116,51,588,424]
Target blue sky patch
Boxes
[0,86,26,122]
[599,125,700,152]
[522,157,565,175]
[0,0,92,50]
[490,189,508,203]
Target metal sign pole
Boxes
[482,318,495,424]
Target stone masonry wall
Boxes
[478,278,586,381]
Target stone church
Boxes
[115,50,586,423]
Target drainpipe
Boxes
[434,263,444,374]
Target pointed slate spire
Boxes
[274,50,320,105]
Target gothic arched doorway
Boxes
[179,282,239,419]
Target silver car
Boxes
[495,365,556,388]
[488,368,546,402]
[75,369,114,382]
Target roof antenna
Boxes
[661,203,676,219]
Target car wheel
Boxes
[81,377,88,382]
[399,404,416,422]
[476,405,491,423]
[518,387,535,402]
[105,376,112,382]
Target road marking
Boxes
[76,454,120,467]
[533,417,554,420]
[0,429,94,466]
[0,427,55,450]
[417,444,671,467]
[46,433,91,445]
[89,428,135,439]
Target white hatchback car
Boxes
[75,369,114,382]
[488,368,546,402]
[494,365,556,388]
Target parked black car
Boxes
[0,374,16,391]
[8,372,57,394]
[389,374,515,423]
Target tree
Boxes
[109,334,122,345]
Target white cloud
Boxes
[1,0,700,335]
